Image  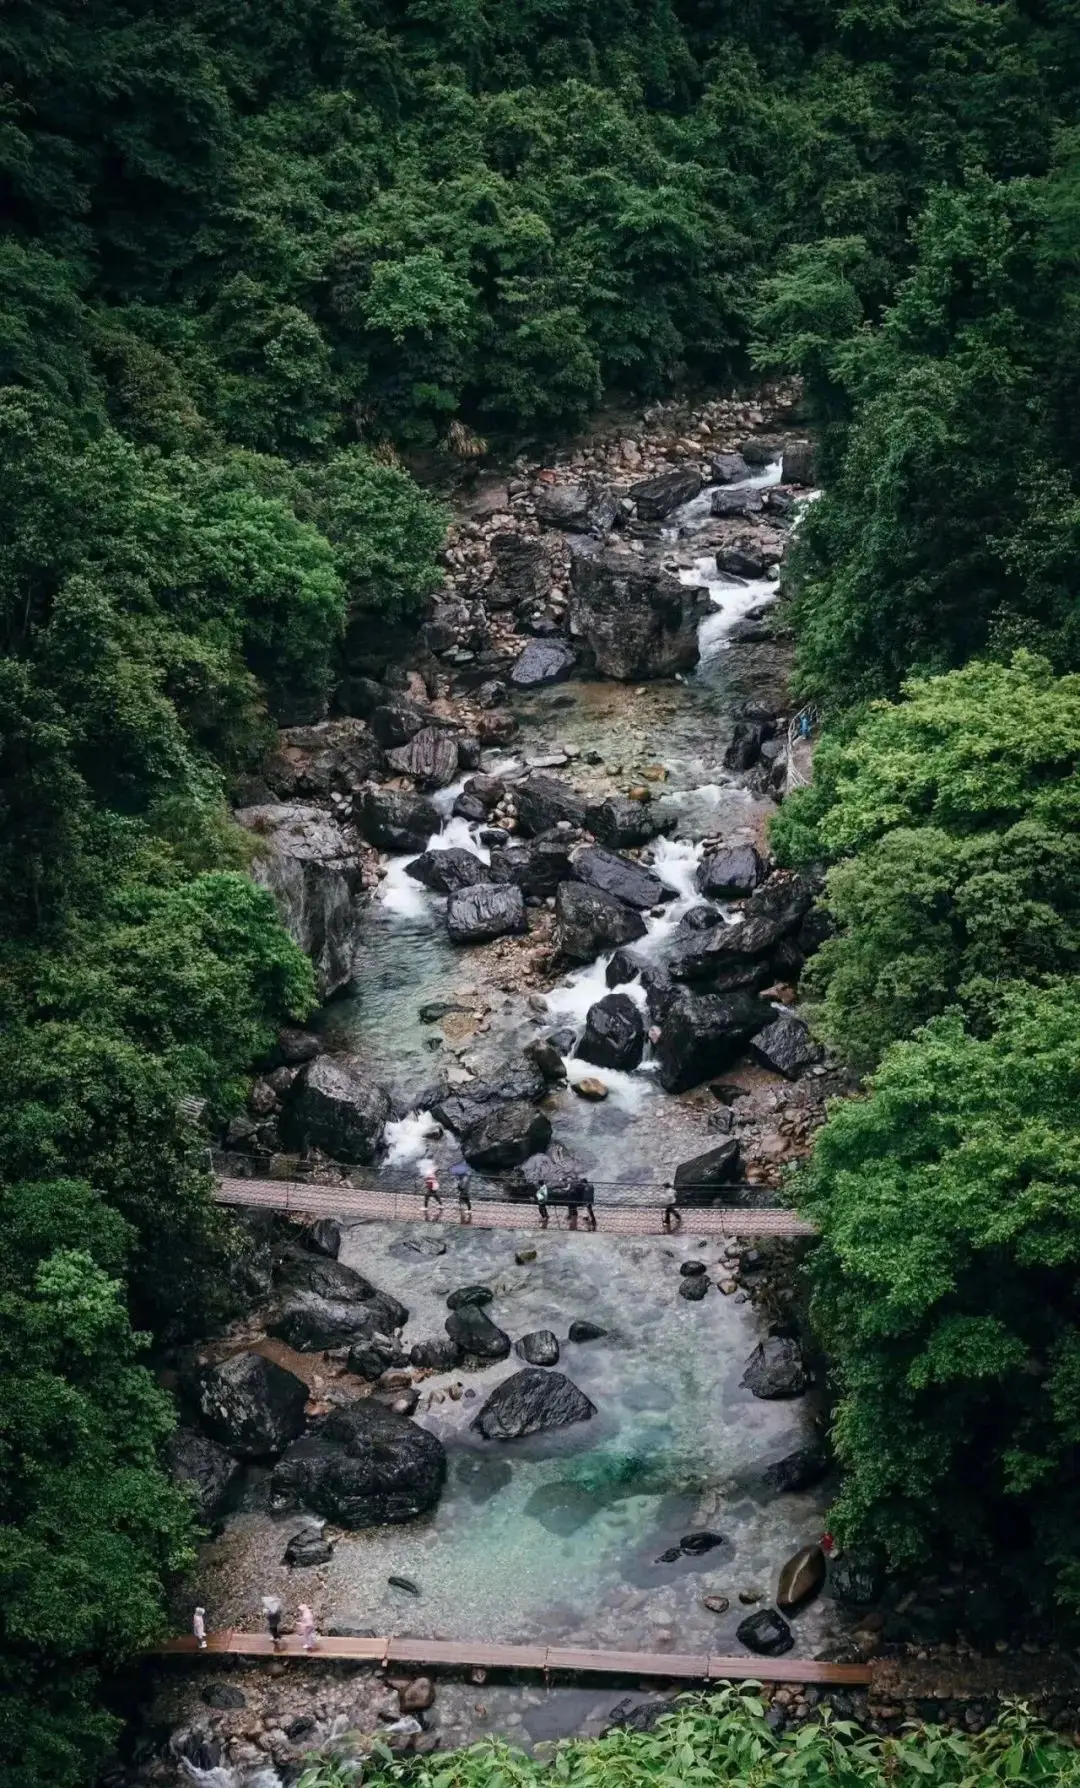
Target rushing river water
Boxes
[167,461,839,1781]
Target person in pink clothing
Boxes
[193,1607,207,1649]
[296,1603,318,1651]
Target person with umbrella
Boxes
[450,1161,472,1223]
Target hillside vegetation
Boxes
[4,1,1080,1781]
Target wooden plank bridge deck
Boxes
[158,1630,870,1685]
[215,1177,816,1239]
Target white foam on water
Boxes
[431,776,468,819]
[545,954,614,1030]
[427,813,490,860]
[697,575,779,659]
[663,456,782,535]
[564,1055,652,1112]
[379,856,431,919]
[384,1110,441,1166]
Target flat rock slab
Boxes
[471,1368,597,1440]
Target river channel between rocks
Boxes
[149,401,848,1783]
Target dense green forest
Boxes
[4,0,1080,1781]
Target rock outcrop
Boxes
[742,1337,808,1400]
[446,883,528,943]
[578,992,645,1071]
[359,787,440,853]
[405,848,487,894]
[284,1054,391,1162]
[655,989,775,1092]
[460,1100,552,1169]
[187,1351,308,1458]
[569,548,707,680]
[166,1428,243,1523]
[236,803,360,998]
[571,845,664,911]
[556,881,648,961]
[510,640,576,688]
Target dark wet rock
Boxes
[742,1337,808,1400]
[348,1341,409,1381]
[359,787,440,853]
[747,871,817,926]
[432,1059,547,1133]
[369,700,429,748]
[525,1037,567,1081]
[762,488,795,518]
[516,1330,561,1366]
[460,1100,552,1169]
[679,903,724,933]
[724,720,772,772]
[656,989,776,1092]
[681,1531,724,1555]
[535,482,616,534]
[187,1352,308,1459]
[696,844,766,899]
[585,796,667,849]
[270,1401,447,1526]
[656,1545,683,1563]
[235,803,360,1000]
[572,844,664,911]
[605,946,649,988]
[737,1608,793,1656]
[679,1274,709,1301]
[710,486,763,518]
[579,992,645,1071]
[762,1445,830,1495]
[513,772,588,837]
[166,1428,242,1523]
[388,1574,421,1595]
[556,881,647,962]
[628,469,702,520]
[284,1521,334,1568]
[445,1304,512,1362]
[284,1054,391,1163]
[453,792,488,822]
[267,719,382,800]
[446,882,528,944]
[202,1684,246,1710]
[410,1336,463,1370]
[385,726,459,789]
[458,736,482,771]
[546,1026,578,1056]
[830,1550,886,1608]
[277,1026,322,1066]
[446,1285,494,1311]
[672,1139,743,1201]
[478,711,519,746]
[782,440,816,485]
[271,1256,408,1351]
[464,774,506,809]
[489,837,574,900]
[568,1321,608,1343]
[478,678,508,707]
[603,1699,675,1735]
[406,848,487,894]
[472,1368,596,1440]
[670,915,791,982]
[778,1544,826,1612]
[716,545,766,579]
[680,1261,708,1277]
[711,453,752,484]
[569,547,706,680]
[511,639,576,688]
[751,1014,823,1079]
[309,1218,343,1259]
[488,533,548,609]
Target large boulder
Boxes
[505,1146,592,1203]
[405,848,487,894]
[751,1014,823,1079]
[830,1550,886,1608]
[724,720,772,772]
[569,548,707,680]
[510,640,576,688]
[781,439,816,486]
[536,482,616,534]
[489,838,575,899]
[188,1351,308,1458]
[266,719,382,801]
[359,787,440,853]
[578,993,645,1072]
[445,1304,512,1362]
[696,844,766,899]
[736,1608,793,1656]
[777,1544,827,1612]
[742,1337,809,1400]
[672,1139,743,1202]
[628,469,702,520]
[514,773,588,836]
[235,804,360,1000]
[166,1428,243,1524]
[669,916,791,983]
[516,1330,561,1367]
[270,1255,408,1351]
[284,1054,391,1163]
[762,1444,830,1495]
[270,1400,446,1526]
[556,881,648,962]
[711,453,752,484]
[489,533,549,609]
[571,845,664,911]
[460,1100,552,1169]
[431,1057,547,1133]
[585,797,667,849]
[385,726,459,789]
[446,883,528,944]
[471,1368,596,1440]
[710,487,763,519]
[369,700,429,748]
[655,989,775,1092]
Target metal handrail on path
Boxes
[214,1174,816,1239]
[157,1630,870,1685]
